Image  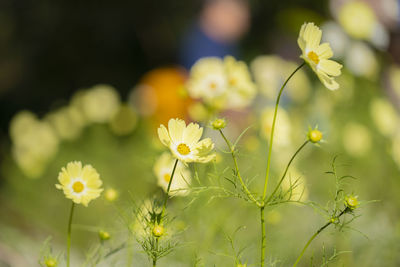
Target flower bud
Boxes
[99,230,111,241]
[345,195,359,210]
[152,225,164,237]
[45,258,57,267]
[308,129,323,143]
[212,118,226,130]
[104,188,119,202]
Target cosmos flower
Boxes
[158,118,215,163]
[154,152,191,196]
[298,22,343,90]
[56,161,103,206]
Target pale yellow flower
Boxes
[56,161,103,206]
[79,84,121,123]
[154,152,191,196]
[298,22,343,90]
[46,106,84,140]
[186,57,227,106]
[186,56,256,110]
[223,56,257,109]
[370,98,399,137]
[338,1,376,40]
[281,168,308,201]
[158,118,215,163]
[260,107,291,147]
[342,122,371,157]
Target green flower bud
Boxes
[152,225,164,237]
[212,118,226,130]
[45,258,57,267]
[98,230,111,241]
[345,195,359,210]
[308,129,323,143]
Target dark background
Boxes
[0,0,329,136]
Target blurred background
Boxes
[1,0,400,266]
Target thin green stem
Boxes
[66,202,75,267]
[260,206,266,267]
[160,159,179,219]
[293,210,346,267]
[265,140,309,205]
[262,62,305,200]
[219,129,261,207]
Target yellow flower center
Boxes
[307,51,319,64]
[177,143,190,155]
[163,173,171,183]
[209,82,217,90]
[229,78,237,86]
[72,181,84,193]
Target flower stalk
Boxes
[66,202,75,267]
[292,209,346,267]
[260,62,305,267]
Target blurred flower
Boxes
[344,41,378,78]
[154,152,191,196]
[186,56,256,110]
[260,107,291,148]
[46,106,85,140]
[338,1,376,40]
[79,84,121,123]
[298,22,343,90]
[130,67,191,129]
[266,210,282,225]
[342,122,371,157]
[56,161,103,207]
[223,56,257,109]
[158,118,216,163]
[251,55,311,102]
[370,98,399,137]
[109,104,138,136]
[104,188,119,202]
[10,111,59,178]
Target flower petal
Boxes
[318,59,342,76]
[317,72,339,90]
[182,122,203,145]
[168,118,186,143]
[157,124,170,146]
[315,43,333,60]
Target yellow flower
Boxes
[158,118,216,163]
[154,152,191,196]
[345,195,359,210]
[260,107,291,147]
[56,161,103,206]
[298,22,343,90]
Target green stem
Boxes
[260,62,305,267]
[160,159,179,219]
[219,129,261,207]
[260,206,266,267]
[262,62,305,200]
[265,140,309,205]
[292,210,346,267]
[66,202,75,267]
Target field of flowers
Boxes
[1,1,400,267]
